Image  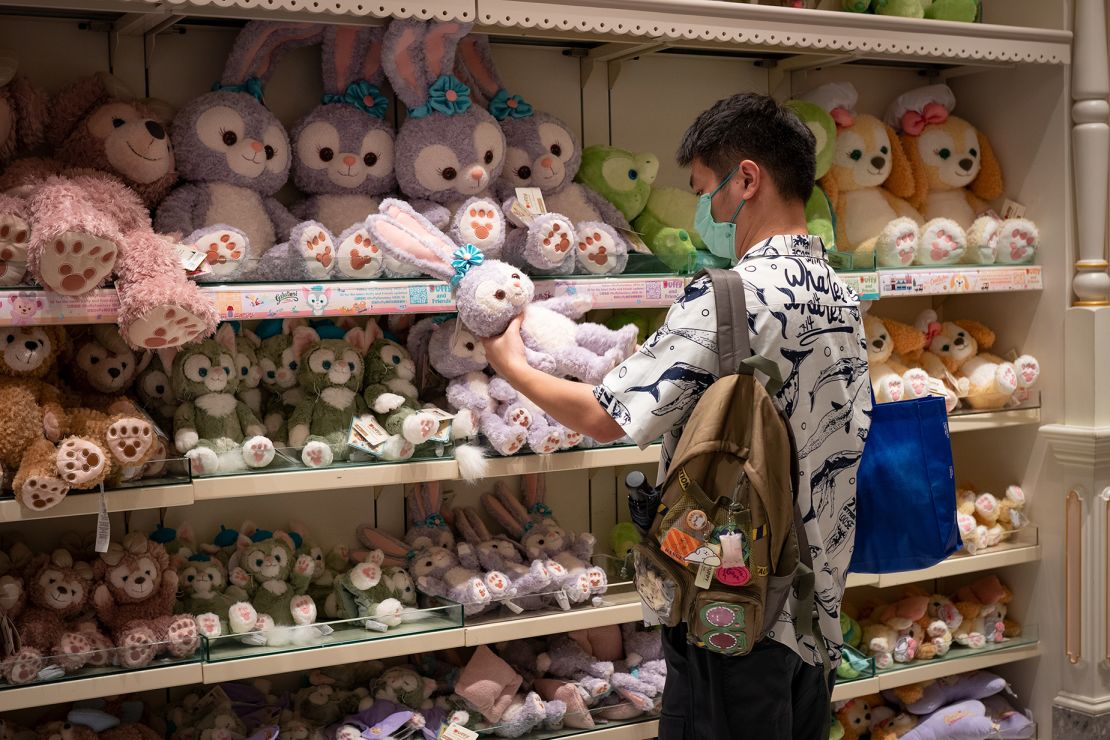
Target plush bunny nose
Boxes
[468,167,484,182]
[250,140,264,153]
[870,156,885,170]
[145,120,166,140]
[541,156,553,168]
[343,154,356,166]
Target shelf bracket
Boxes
[765,53,858,102]
[583,41,669,88]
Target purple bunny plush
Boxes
[274,24,397,281]
[487,375,580,454]
[456,33,632,276]
[364,198,638,384]
[156,21,322,281]
[900,699,996,740]
[451,503,552,609]
[382,19,507,263]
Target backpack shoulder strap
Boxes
[698,268,752,377]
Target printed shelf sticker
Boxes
[204,281,457,320]
[532,277,684,308]
[879,266,1042,296]
[0,289,121,326]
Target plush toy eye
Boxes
[222,130,238,146]
[969,147,978,157]
[628,169,638,180]
[241,367,248,376]
[4,335,12,343]
[322,360,332,370]
[880,145,889,155]
[319,147,334,162]
[112,118,125,128]
[187,575,194,582]
[937,148,951,160]
[264,145,275,160]
[464,342,474,351]
[424,560,432,567]
[550,144,562,156]
[266,371,275,379]
[290,361,299,371]
[364,152,378,167]
[849,149,862,161]
[494,289,506,300]
[516,166,531,180]
[348,362,355,371]
[391,354,401,365]
[198,367,208,378]
[90,356,100,364]
[484,150,494,164]
[441,167,457,181]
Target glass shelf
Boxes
[0,637,201,692]
[477,705,660,738]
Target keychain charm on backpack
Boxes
[715,531,750,586]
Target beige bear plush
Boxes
[918,319,1039,410]
[862,314,931,404]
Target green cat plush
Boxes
[842,0,979,21]
[227,530,318,639]
[363,338,439,459]
[784,98,837,250]
[169,323,275,475]
[177,553,250,638]
[257,319,309,447]
[287,324,376,468]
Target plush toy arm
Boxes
[417,574,450,600]
[173,402,199,452]
[263,197,300,242]
[287,400,313,450]
[290,197,314,222]
[366,384,405,413]
[235,400,267,438]
[154,185,205,238]
[455,542,481,571]
[412,200,452,230]
[158,569,180,611]
[487,377,518,403]
[881,190,923,222]
[93,583,118,627]
[523,347,558,375]
[572,532,597,562]
[581,187,634,230]
[355,394,370,416]
[290,554,315,593]
[532,294,593,320]
[446,377,492,412]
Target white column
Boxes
[1071,0,1110,306]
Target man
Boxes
[483,93,870,739]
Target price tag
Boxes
[616,227,653,255]
[175,244,209,272]
[502,598,524,614]
[95,485,110,553]
[554,590,571,611]
[421,406,456,422]
[1001,199,1026,220]
[694,562,716,589]
[441,723,479,740]
[516,187,547,216]
[349,414,390,450]
[362,619,389,633]
[925,378,948,397]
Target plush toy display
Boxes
[226,529,319,644]
[176,553,250,639]
[630,186,710,272]
[0,72,216,349]
[381,19,508,264]
[451,499,552,609]
[255,318,309,447]
[887,84,1038,265]
[168,324,276,474]
[862,313,931,405]
[362,337,440,459]
[156,21,323,281]
[784,97,838,250]
[365,198,638,384]
[918,319,1039,410]
[803,81,963,267]
[0,57,47,287]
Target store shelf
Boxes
[482,444,661,478]
[465,588,645,646]
[846,532,1041,590]
[522,719,660,740]
[947,405,1041,433]
[878,265,1043,298]
[477,0,1069,66]
[834,640,1041,702]
[3,0,474,21]
[840,272,880,302]
[0,483,192,522]
[0,662,202,712]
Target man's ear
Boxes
[737,159,761,200]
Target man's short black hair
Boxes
[677,92,816,204]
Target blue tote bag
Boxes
[849,393,959,574]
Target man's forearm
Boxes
[500,363,625,443]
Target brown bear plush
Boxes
[0,56,48,287]
[93,532,198,668]
[0,549,113,685]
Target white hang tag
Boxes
[502,599,524,615]
[1000,199,1026,220]
[516,187,548,217]
[362,619,389,633]
[441,723,478,740]
[616,227,653,255]
[925,378,949,397]
[694,562,716,590]
[554,590,571,611]
[175,244,208,272]
[641,606,661,627]
[349,414,390,452]
[95,485,110,553]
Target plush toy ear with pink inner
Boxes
[364,199,461,282]
[481,482,530,538]
[356,526,411,567]
[221,21,325,87]
[522,473,546,511]
[464,508,493,542]
[455,34,503,107]
[215,323,238,355]
[290,326,322,362]
[343,327,375,356]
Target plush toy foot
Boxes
[17,473,68,511]
[55,437,109,488]
[242,436,275,468]
[301,440,333,468]
[965,216,1000,264]
[289,222,335,280]
[188,227,249,281]
[401,411,438,444]
[563,573,593,604]
[53,632,94,672]
[575,223,627,275]
[901,368,930,399]
[166,616,200,657]
[504,404,532,429]
[336,226,385,279]
[995,219,1038,264]
[229,603,259,635]
[0,213,30,286]
[379,435,415,461]
[463,577,492,607]
[917,219,966,265]
[995,363,1019,395]
[106,418,156,467]
[124,305,208,349]
[526,214,575,269]
[528,426,562,455]
[451,408,479,441]
[291,594,317,625]
[484,570,513,600]
[117,627,158,668]
[875,217,917,267]
[1013,355,1040,389]
[874,377,904,404]
[38,231,117,295]
[452,198,505,259]
[585,566,608,594]
[372,392,405,414]
[2,648,44,685]
[195,613,223,638]
[185,447,219,476]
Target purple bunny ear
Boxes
[323,26,363,95]
[423,21,472,81]
[452,508,480,545]
[362,26,387,87]
[364,199,459,282]
[464,508,493,542]
[423,481,443,516]
[356,526,410,566]
[406,483,428,527]
[382,19,428,110]
[406,317,439,362]
[522,473,546,510]
[222,21,324,86]
[455,34,503,103]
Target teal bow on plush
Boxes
[450,244,484,287]
[323,80,388,119]
[489,88,533,121]
[409,75,472,119]
[421,513,447,529]
[212,77,265,103]
[529,502,553,518]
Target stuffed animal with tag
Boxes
[362,337,440,458]
[918,319,1039,410]
[255,318,309,447]
[226,529,319,645]
[176,553,249,639]
[0,55,48,287]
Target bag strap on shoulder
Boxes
[698,268,753,377]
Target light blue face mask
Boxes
[694,167,746,265]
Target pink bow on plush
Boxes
[831,107,855,130]
[901,102,949,135]
[924,321,942,345]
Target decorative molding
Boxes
[143,0,473,19]
[1067,489,1084,665]
[1055,691,1110,716]
[1040,425,1110,475]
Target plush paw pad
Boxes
[18,475,68,510]
[185,447,219,476]
[118,629,157,668]
[230,603,258,634]
[460,205,502,247]
[106,419,155,465]
[2,649,43,685]
[195,613,222,638]
[561,430,583,448]
[56,438,107,487]
[878,219,917,267]
[1001,223,1037,263]
[196,230,247,277]
[39,232,116,295]
[485,571,511,598]
[500,431,526,456]
[291,594,317,625]
[534,430,561,455]
[919,224,965,264]
[301,440,333,468]
[337,229,384,278]
[242,436,275,468]
[506,406,532,429]
[167,616,200,657]
[295,227,334,278]
[54,632,92,671]
[902,368,930,399]
[996,364,1019,394]
[576,229,621,274]
[534,218,574,265]
[127,305,207,349]
[1014,355,1040,388]
[0,214,30,286]
[402,412,438,444]
[586,567,607,593]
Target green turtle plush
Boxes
[784,98,837,250]
[632,187,704,272]
[576,145,658,222]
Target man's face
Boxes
[691,158,746,224]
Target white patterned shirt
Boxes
[594,234,871,667]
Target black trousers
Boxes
[658,624,832,740]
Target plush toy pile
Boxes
[956,483,1029,555]
[831,669,1034,740]
[841,575,1022,672]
